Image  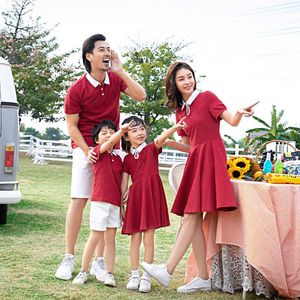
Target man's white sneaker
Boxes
[126,275,140,290]
[55,254,74,280]
[104,273,116,287]
[72,271,88,285]
[90,258,107,282]
[139,276,151,293]
[177,277,211,293]
[141,262,172,287]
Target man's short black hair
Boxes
[82,34,106,73]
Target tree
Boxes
[41,127,68,140]
[121,41,194,140]
[24,126,41,138]
[246,105,300,149]
[0,0,80,122]
[223,134,251,153]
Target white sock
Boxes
[95,256,104,261]
[131,269,139,277]
[142,271,150,279]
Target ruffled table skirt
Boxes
[211,245,277,298]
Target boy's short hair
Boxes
[92,119,117,145]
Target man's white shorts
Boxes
[70,147,124,199]
[90,201,121,231]
[71,147,93,199]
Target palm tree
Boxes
[246,105,300,149]
[223,134,251,153]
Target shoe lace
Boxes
[129,275,140,282]
[95,259,105,270]
[76,272,86,281]
[106,273,114,281]
[60,256,73,268]
[185,277,199,286]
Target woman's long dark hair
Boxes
[165,62,196,110]
[121,116,146,153]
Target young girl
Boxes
[72,119,133,286]
[120,115,186,293]
[141,62,259,293]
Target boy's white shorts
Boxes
[90,201,121,231]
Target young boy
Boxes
[72,119,132,286]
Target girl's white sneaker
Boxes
[138,276,151,293]
[126,275,140,290]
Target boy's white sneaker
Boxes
[55,254,74,280]
[90,258,107,282]
[126,275,140,290]
[72,271,88,285]
[177,277,211,293]
[104,273,116,287]
[138,276,151,293]
[141,262,172,287]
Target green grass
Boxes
[0,157,263,299]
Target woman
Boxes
[141,62,258,293]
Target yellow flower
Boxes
[232,157,251,173]
[227,166,245,179]
[227,159,233,170]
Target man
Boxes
[55,34,146,281]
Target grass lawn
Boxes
[0,156,262,299]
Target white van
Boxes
[0,57,22,224]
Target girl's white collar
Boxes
[130,142,147,159]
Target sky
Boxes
[1,0,300,140]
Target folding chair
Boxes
[168,162,185,194]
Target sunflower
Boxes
[232,157,251,173]
[227,166,245,179]
[227,159,233,170]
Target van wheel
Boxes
[0,204,8,224]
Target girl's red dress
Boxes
[122,143,170,234]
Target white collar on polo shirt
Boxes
[130,142,147,159]
[86,72,110,87]
[181,89,201,115]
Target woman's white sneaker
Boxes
[72,271,88,285]
[141,262,172,287]
[126,275,140,290]
[177,277,211,293]
[139,276,151,293]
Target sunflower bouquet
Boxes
[227,156,261,181]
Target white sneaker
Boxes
[177,277,211,293]
[90,258,107,282]
[126,275,140,290]
[104,273,116,287]
[139,276,151,293]
[55,254,74,280]
[141,262,172,287]
[72,271,88,285]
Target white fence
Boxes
[20,135,247,169]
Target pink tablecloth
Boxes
[185,180,300,298]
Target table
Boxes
[185,180,300,299]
